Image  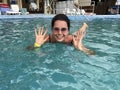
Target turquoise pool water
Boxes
[0,17,120,90]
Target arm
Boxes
[26,27,49,50]
[72,23,95,55]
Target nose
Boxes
[58,29,62,34]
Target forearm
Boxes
[80,45,96,55]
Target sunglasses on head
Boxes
[53,27,68,32]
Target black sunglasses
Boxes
[53,27,68,32]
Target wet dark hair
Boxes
[51,14,70,30]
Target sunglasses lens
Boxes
[61,28,67,31]
[53,27,59,31]
[53,27,67,31]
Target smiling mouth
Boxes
[57,35,63,39]
[55,35,65,41]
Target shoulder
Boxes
[64,35,73,43]
[66,35,73,39]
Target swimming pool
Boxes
[0,15,120,90]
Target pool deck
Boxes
[0,14,120,20]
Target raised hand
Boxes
[72,30,86,50]
[72,23,95,55]
[35,27,49,46]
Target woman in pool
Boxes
[30,14,95,55]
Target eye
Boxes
[61,28,67,31]
[53,27,59,31]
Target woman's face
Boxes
[52,20,69,42]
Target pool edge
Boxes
[0,14,120,20]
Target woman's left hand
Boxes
[73,30,95,55]
[72,30,86,50]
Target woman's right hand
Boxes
[35,27,49,46]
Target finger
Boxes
[76,32,79,40]
[72,36,75,45]
[72,35,76,42]
[38,27,41,35]
[72,35,75,41]
[82,30,86,35]
[43,29,48,36]
[83,31,86,36]
[79,30,82,34]
[79,28,87,34]
[34,28,37,36]
[44,35,49,42]
[76,32,81,40]
[78,32,83,38]
[72,35,78,46]
[41,26,44,35]
[79,32,85,40]
[80,31,86,38]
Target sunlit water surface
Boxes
[0,18,120,90]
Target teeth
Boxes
[56,35,63,38]
[58,36,62,38]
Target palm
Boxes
[73,31,85,50]
[35,27,49,45]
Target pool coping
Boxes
[0,14,120,20]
